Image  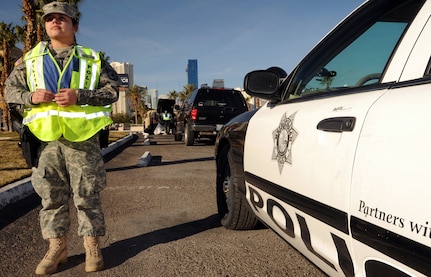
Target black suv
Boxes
[175,86,248,145]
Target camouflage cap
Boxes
[42,2,78,21]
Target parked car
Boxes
[215,0,431,276]
[175,86,248,145]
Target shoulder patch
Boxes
[14,56,23,67]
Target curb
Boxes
[0,133,137,210]
[0,177,33,210]
[136,151,152,167]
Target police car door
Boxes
[243,1,419,276]
[350,1,431,275]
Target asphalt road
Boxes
[0,134,325,277]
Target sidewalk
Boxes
[0,133,138,209]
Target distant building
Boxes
[186,59,198,89]
[110,62,134,116]
[146,89,158,110]
[213,79,224,88]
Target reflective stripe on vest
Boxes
[162,113,171,120]
[23,42,112,142]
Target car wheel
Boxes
[184,123,194,146]
[216,145,259,230]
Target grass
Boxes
[0,132,32,188]
[0,131,129,188]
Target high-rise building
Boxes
[110,62,134,115]
[146,89,159,110]
[186,59,198,89]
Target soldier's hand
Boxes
[55,88,78,107]
[31,89,55,104]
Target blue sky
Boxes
[1,0,364,96]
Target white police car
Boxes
[215,0,431,276]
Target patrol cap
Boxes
[42,2,78,22]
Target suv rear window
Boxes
[195,89,247,109]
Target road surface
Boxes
[0,134,325,276]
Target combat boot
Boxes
[84,236,104,272]
[35,236,68,275]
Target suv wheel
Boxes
[184,123,195,146]
[216,145,259,230]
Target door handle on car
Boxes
[317,117,356,132]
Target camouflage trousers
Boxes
[32,135,106,239]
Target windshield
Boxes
[287,0,423,99]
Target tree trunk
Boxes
[0,39,11,131]
[22,0,37,53]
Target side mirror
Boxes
[244,67,286,102]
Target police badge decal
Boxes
[272,112,298,173]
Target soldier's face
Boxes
[44,13,77,42]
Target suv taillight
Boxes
[190,108,198,120]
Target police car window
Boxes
[299,21,407,96]
[286,0,422,99]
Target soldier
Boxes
[5,2,120,275]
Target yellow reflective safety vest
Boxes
[162,112,171,121]
[23,42,113,142]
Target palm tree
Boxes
[136,86,148,123]
[167,90,178,100]
[15,25,27,49]
[22,0,37,53]
[178,84,195,102]
[0,22,19,131]
[136,100,148,124]
[183,84,195,96]
[126,85,146,124]
[22,0,85,51]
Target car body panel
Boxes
[215,0,431,275]
[350,81,431,276]
[243,88,388,276]
[215,109,260,194]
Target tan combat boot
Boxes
[83,236,104,272]
[35,236,68,275]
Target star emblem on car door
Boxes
[272,112,298,173]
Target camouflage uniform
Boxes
[5,44,120,239]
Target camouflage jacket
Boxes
[5,42,120,107]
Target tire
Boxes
[184,123,195,146]
[216,145,259,230]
